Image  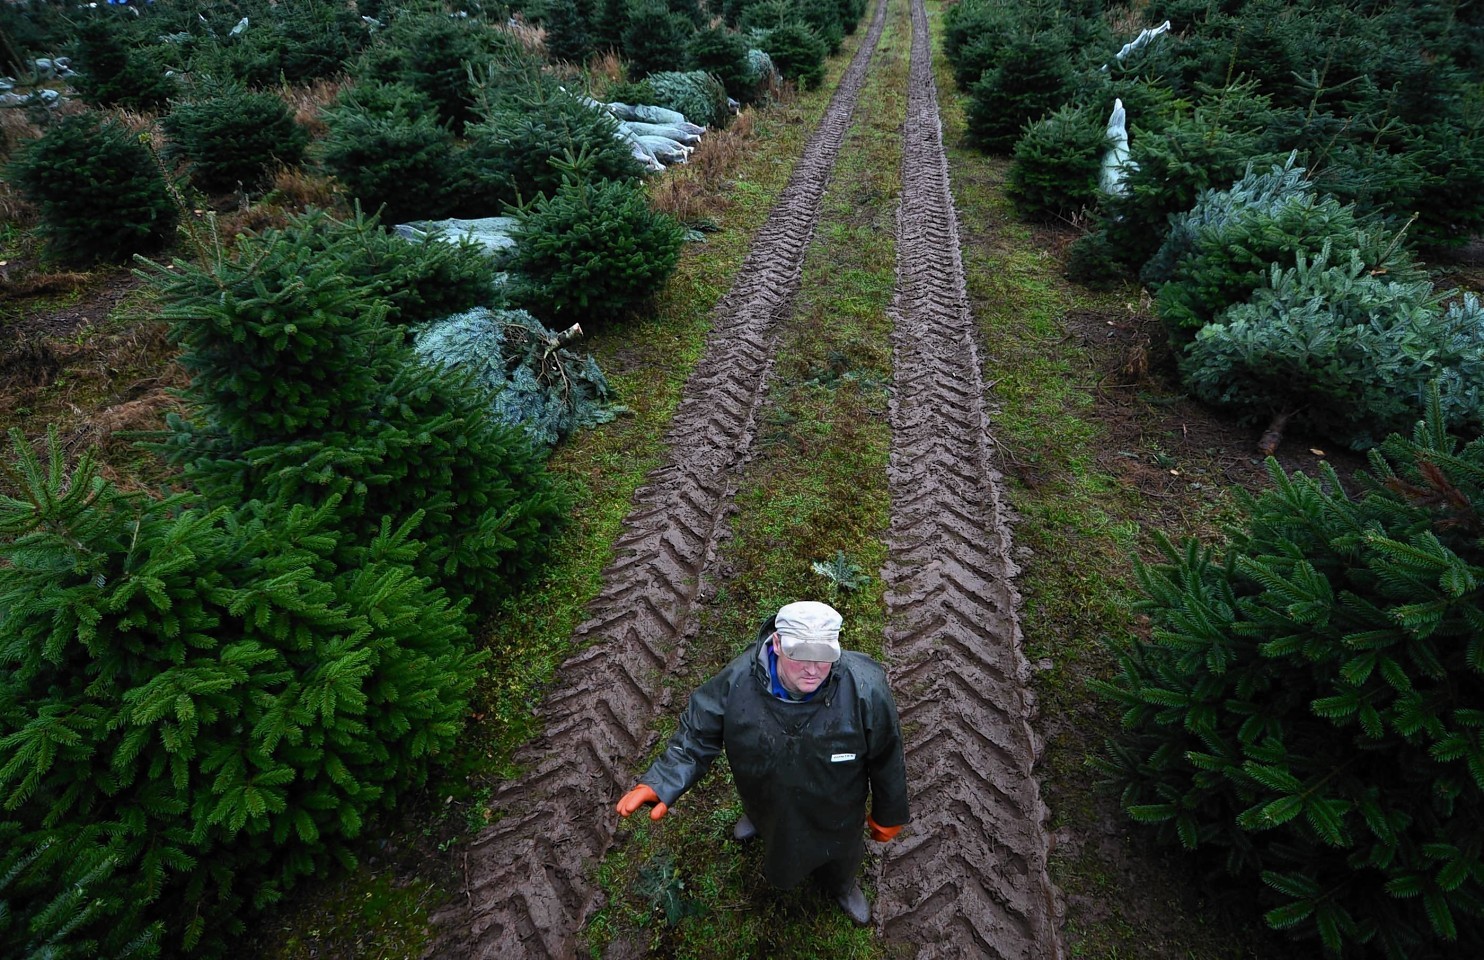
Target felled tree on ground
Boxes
[414,307,625,451]
[0,431,483,957]
[1180,252,1484,453]
[1093,393,1484,959]
[1146,158,1426,343]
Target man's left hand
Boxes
[867,812,903,842]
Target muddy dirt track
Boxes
[431,1,1059,956]
[872,1,1061,957]
[430,2,891,957]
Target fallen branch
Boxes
[1257,408,1296,456]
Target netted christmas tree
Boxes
[644,70,730,127]
[414,307,625,452]
[0,430,483,957]
[1093,392,1484,958]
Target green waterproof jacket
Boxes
[640,616,910,889]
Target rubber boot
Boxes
[835,882,870,925]
[732,813,758,841]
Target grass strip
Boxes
[587,2,911,957]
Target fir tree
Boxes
[1093,391,1484,958]
[7,113,179,265]
[143,217,566,610]
[0,429,484,956]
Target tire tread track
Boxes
[429,5,891,957]
[874,2,1063,957]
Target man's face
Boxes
[773,637,833,697]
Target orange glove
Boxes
[867,812,903,842]
[616,784,668,821]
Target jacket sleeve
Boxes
[639,666,732,807]
[864,671,911,827]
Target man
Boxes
[616,600,910,924]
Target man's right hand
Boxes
[617,784,668,820]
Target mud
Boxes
[429,4,892,957]
[872,2,1063,958]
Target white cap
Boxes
[773,601,843,663]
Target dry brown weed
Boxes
[648,110,758,223]
[281,77,345,138]
[0,107,43,160]
[265,166,341,214]
[587,51,625,88]
[0,181,38,229]
[500,15,546,55]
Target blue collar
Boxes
[766,643,818,702]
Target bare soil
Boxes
[871,2,1059,957]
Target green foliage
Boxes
[1101,82,1282,275]
[0,430,483,957]
[687,25,752,102]
[187,1,370,87]
[942,0,1019,90]
[1094,401,1484,957]
[644,70,730,128]
[333,78,439,120]
[811,550,870,594]
[542,0,594,64]
[760,21,827,91]
[622,2,694,79]
[458,82,645,214]
[162,82,309,193]
[738,0,796,32]
[592,0,630,53]
[1063,228,1126,290]
[7,113,178,265]
[1007,103,1109,222]
[1,825,161,960]
[1148,158,1425,339]
[143,218,566,609]
[414,307,624,451]
[797,0,845,57]
[320,101,458,224]
[289,207,500,330]
[508,172,687,328]
[964,27,1077,153]
[1180,250,1484,449]
[351,11,517,131]
[70,18,176,110]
